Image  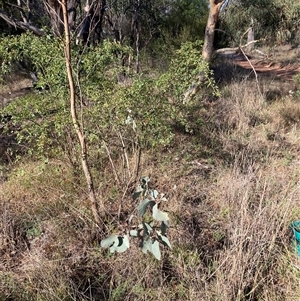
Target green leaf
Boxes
[109,239,120,253]
[141,176,150,185]
[133,184,144,201]
[123,234,130,247]
[138,198,151,216]
[101,234,119,248]
[150,189,158,199]
[150,240,161,260]
[161,235,172,249]
[142,222,152,236]
[130,230,138,237]
[109,235,130,253]
[152,204,169,222]
[157,232,172,249]
[160,221,168,236]
[163,220,170,227]
[116,235,130,253]
[142,238,152,254]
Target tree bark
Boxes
[183,0,225,101]
[60,0,105,225]
[202,0,225,62]
[76,0,106,45]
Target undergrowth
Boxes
[1,58,300,300]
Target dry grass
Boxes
[1,64,300,300]
[258,44,300,65]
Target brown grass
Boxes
[1,63,300,300]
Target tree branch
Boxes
[0,8,44,36]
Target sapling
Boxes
[101,176,172,260]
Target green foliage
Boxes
[160,0,208,46]
[113,78,176,147]
[101,234,130,253]
[3,92,69,158]
[159,40,219,99]
[220,0,300,46]
[101,177,171,260]
[0,33,218,164]
[0,35,131,158]
[0,33,70,158]
[156,40,219,133]
[99,41,217,257]
[0,33,65,86]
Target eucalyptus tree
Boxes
[202,0,226,61]
[0,0,106,42]
[0,0,212,55]
[0,0,45,35]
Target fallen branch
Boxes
[215,39,264,54]
[183,28,264,102]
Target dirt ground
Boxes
[0,76,33,109]
[223,44,300,80]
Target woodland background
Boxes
[1,1,300,300]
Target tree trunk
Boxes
[202,0,225,62]
[183,0,225,101]
[93,0,107,44]
[131,0,141,73]
[76,0,106,45]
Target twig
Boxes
[104,141,121,185]
[215,28,263,97]
[118,131,131,181]
[239,27,252,46]
[238,46,263,98]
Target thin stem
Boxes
[60,0,105,224]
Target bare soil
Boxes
[230,45,300,80]
[0,77,33,108]
[233,57,300,80]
